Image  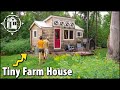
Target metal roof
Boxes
[34,21,52,28]
[75,24,84,31]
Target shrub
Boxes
[1,39,30,55]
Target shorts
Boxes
[39,49,44,54]
[44,48,49,55]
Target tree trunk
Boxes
[95,11,98,48]
[87,11,89,38]
[90,12,95,31]
[107,11,120,61]
[86,11,89,50]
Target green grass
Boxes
[0,48,119,79]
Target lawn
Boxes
[0,48,119,79]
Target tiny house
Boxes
[29,15,84,51]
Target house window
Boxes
[69,31,73,39]
[33,30,37,38]
[13,22,16,25]
[64,30,68,39]
[64,30,74,40]
[55,31,59,39]
[14,22,16,25]
[76,31,83,38]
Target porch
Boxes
[50,50,94,56]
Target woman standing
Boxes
[37,36,44,64]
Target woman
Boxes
[37,36,44,64]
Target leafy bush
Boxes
[1,39,30,55]
[101,40,107,48]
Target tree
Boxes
[99,12,111,48]
[0,11,66,40]
[78,11,90,38]
[107,11,120,61]
[95,11,98,47]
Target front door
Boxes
[54,29,61,49]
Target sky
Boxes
[100,11,108,17]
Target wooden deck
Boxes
[26,49,94,56]
[50,51,94,56]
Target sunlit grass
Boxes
[0,48,119,79]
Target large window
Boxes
[64,30,74,40]
[64,30,68,39]
[70,31,73,39]
[76,31,83,38]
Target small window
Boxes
[76,31,83,38]
[14,22,16,25]
[55,31,59,39]
[60,21,64,26]
[33,30,37,38]
[13,22,16,25]
[78,32,81,36]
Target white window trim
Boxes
[33,30,37,38]
[76,31,83,38]
[63,29,74,40]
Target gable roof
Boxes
[29,21,52,30]
[29,20,84,31]
[43,15,75,22]
[29,15,84,31]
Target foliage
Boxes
[97,12,111,47]
[0,11,69,54]
[73,11,111,47]
[1,39,30,55]
[0,11,15,40]
[100,12,111,47]
[74,15,87,37]
[1,48,119,79]
[31,11,65,21]
[0,11,66,40]
[17,12,34,39]
[0,11,111,48]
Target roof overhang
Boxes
[29,21,52,30]
[75,24,84,31]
